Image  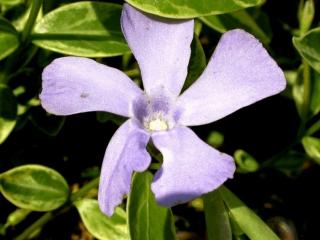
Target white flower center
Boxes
[146,118,169,131]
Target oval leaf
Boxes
[0,165,69,211]
[75,199,129,240]
[32,2,129,57]
[125,0,264,18]
[0,16,20,61]
[0,85,17,144]
[220,186,280,240]
[293,27,320,73]
[127,172,176,240]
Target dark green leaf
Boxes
[32,2,129,57]
[293,27,320,73]
[220,186,280,240]
[125,0,264,18]
[75,199,129,240]
[0,85,17,144]
[201,9,271,45]
[127,171,176,240]
[183,35,206,91]
[0,165,69,211]
[0,16,20,61]
[203,189,232,240]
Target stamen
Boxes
[148,118,169,131]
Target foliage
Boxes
[0,0,319,239]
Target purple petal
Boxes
[121,4,194,96]
[151,126,235,207]
[177,29,286,126]
[40,57,143,117]
[98,120,151,216]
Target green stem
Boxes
[15,212,53,240]
[70,177,100,202]
[21,0,43,43]
[306,118,320,136]
[15,177,99,240]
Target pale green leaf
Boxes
[125,0,264,18]
[32,2,129,57]
[293,27,320,73]
[0,165,69,211]
[75,199,129,240]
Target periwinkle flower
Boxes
[40,4,286,216]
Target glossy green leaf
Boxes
[0,85,17,144]
[75,199,129,240]
[201,9,271,45]
[32,2,129,57]
[126,0,264,18]
[183,35,206,91]
[234,149,259,173]
[127,172,176,240]
[203,189,232,240]
[0,165,69,211]
[310,70,320,116]
[302,136,320,164]
[0,16,20,61]
[220,186,280,240]
[293,27,320,73]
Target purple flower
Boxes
[40,4,286,216]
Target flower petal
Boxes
[151,126,235,207]
[98,120,151,216]
[177,29,286,126]
[40,57,143,117]
[121,4,194,96]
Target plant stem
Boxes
[70,177,100,202]
[21,0,43,43]
[15,177,99,240]
[306,118,320,136]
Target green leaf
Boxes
[0,16,20,61]
[310,70,320,116]
[32,2,129,57]
[234,149,259,173]
[293,27,320,73]
[75,199,129,240]
[302,136,320,164]
[201,9,271,45]
[298,0,315,35]
[125,0,264,18]
[203,189,232,240]
[0,165,69,211]
[183,35,206,91]
[0,85,17,144]
[220,186,280,240]
[127,171,176,240]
